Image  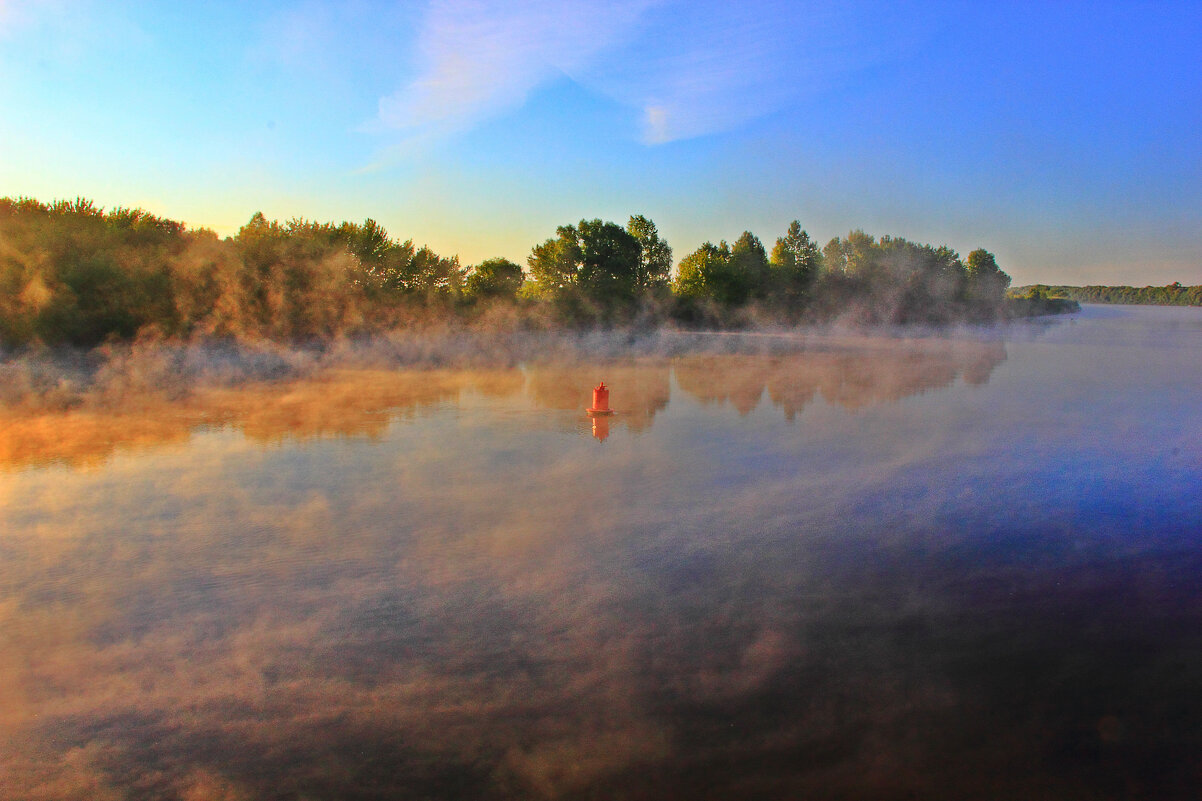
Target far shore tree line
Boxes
[0,195,1093,348]
[1014,283,1202,307]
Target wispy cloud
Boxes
[575,1,936,144]
[579,4,802,144]
[379,0,936,148]
[377,0,659,136]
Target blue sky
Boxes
[1,0,1198,285]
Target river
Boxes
[2,305,1201,799]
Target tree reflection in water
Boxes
[0,335,1006,470]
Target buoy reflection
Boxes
[591,415,610,442]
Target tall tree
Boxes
[576,218,642,301]
[410,246,463,301]
[527,224,582,294]
[964,248,1010,308]
[340,218,390,268]
[770,220,821,298]
[843,229,878,277]
[729,231,770,301]
[822,236,848,274]
[464,257,524,300]
[673,241,732,302]
[626,214,672,291]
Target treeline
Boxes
[1015,283,1202,307]
[1,196,1021,348]
[0,197,469,346]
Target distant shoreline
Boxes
[1013,283,1202,307]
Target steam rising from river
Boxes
[3,308,1201,799]
[0,331,1005,469]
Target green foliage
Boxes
[527,225,582,294]
[667,227,1016,323]
[673,241,731,301]
[1007,285,1080,315]
[964,248,1010,307]
[1013,283,1202,307]
[343,218,390,267]
[0,197,186,345]
[815,233,1025,322]
[410,246,463,303]
[872,237,971,321]
[230,213,379,338]
[465,257,524,301]
[627,214,672,292]
[843,230,879,277]
[822,236,849,275]
[671,233,771,308]
[770,221,822,303]
[729,231,770,302]
[0,197,463,346]
[576,218,641,302]
[1,194,1082,347]
[525,218,648,319]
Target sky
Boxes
[0,0,1199,286]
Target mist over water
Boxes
[2,306,1201,799]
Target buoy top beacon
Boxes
[587,381,615,416]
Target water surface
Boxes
[2,306,1201,799]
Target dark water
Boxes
[2,306,1201,800]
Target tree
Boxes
[364,237,418,295]
[965,248,1011,306]
[672,241,731,301]
[464,257,524,300]
[576,218,641,302]
[340,218,391,268]
[770,220,821,299]
[407,246,462,302]
[843,229,878,277]
[232,213,377,337]
[822,236,848,274]
[729,231,770,302]
[527,219,642,304]
[527,224,582,294]
[626,214,672,291]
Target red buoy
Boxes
[587,381,614,416]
